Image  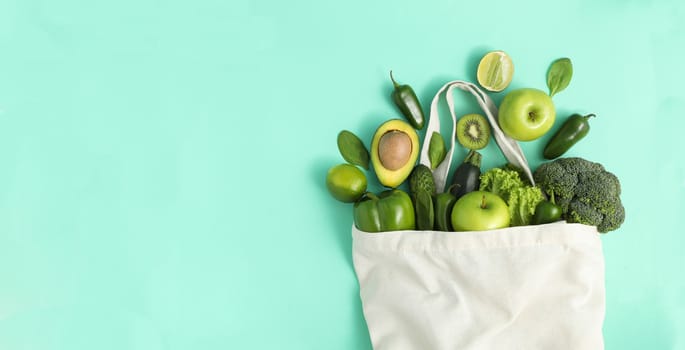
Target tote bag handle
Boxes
[417,81,534,192]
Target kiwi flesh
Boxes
[456,114,491,150]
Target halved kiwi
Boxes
[456,114,491,150]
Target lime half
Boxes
[477,51,514,92]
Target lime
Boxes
[476,50,514,92]
[326,164,367,203]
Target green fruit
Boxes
[326,164,367,203]
[498,88,556,141]
[477,50,514,92]
[371,119,420,188]
[409,164,436,197]
[451,191,510,231]
[456,114,490,150]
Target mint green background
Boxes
[1,0,683,348]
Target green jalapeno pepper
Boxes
[354,189,415,232]
[390,71,425,130]
[543,113,596,159]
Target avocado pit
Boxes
[378,130,412,171]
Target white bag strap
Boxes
[418,80,534,192]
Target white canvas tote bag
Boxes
[352,81,605,350]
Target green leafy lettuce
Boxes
[479,167,544,226]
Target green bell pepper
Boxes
[353,189,415,232]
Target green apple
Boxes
[498,88,556,141]
[451,191,510,231]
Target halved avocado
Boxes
[371,119,420,188]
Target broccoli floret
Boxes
[559,156,606,175]
[533,157,625,233]
[576,171,621,216]
[568,201,603,227]
[532,159,578,212]
[600,201,625,233]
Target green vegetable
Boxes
[479,167,544,226]
[409,164,436,197]
[390,71,425,130]
[504,163,532,186]
[337,130,370,169]
[546,58,573,97]
[533,157,625,233]
[450,150,482,200]
[409,166,436,230]
[543,113,595,159]
[428,132,447,169]
[434,185,458,231]
[532,192,562,225]
[414,190,434,230]
[353,189,415,232]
